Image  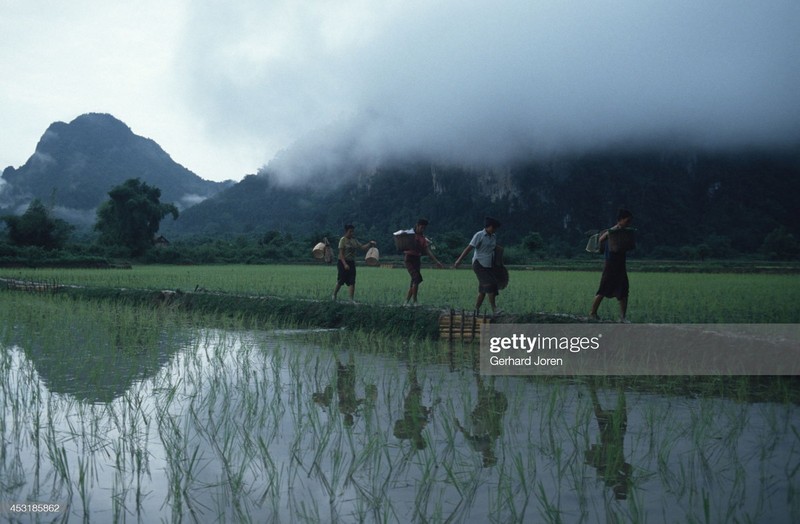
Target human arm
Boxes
[425,245,444,268]
[452,245,473,268]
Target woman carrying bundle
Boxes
[589,209,635,322]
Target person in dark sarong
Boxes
[393,366,432,450]
[453,217,503,316]
[590,209,634,322]
[455,374,508,467]
[403,218,444,306]
[585,383,631,499]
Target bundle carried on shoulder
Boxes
[492,245,509,290]
[312,237,334,263]
[393,229,416,252]
[585,232,602,254]
[365,247,380,266]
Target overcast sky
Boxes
[2,1,798,184]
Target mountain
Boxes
[3,112,797,257]
[164,148,800,257]
[0,113,230,226]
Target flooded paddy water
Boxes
[1,295,799,522]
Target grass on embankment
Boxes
[1,263,798,324]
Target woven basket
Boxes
[493,245,508,289]
[585,233,601,254]
[312,238,334,263]
[493,265,509,290]
[393,230,416,252]
[365,247,380,266]
[312,242,327,259]
[493,245,504,266]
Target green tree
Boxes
[761,227,799,260]
[696,243,712,262]
[680,245,698,260]
[2,199,73,249]
[431,231,468,262]
[522,231,545,253]
[259,230,282,245]
[95,178,179,256]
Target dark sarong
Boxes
[404,254,423,285]
[596,257,628,299]
[337,259,356,286]
[493,265,509,290]
[473,260,499,295]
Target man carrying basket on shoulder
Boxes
[403,218,444,306]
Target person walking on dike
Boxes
[403,218,444,306]
[589,209,634,323]
[332,224,376,303]
[453,217,502,316]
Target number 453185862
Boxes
[5,502,64,514]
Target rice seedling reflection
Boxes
[1,294,799,522]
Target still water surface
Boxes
[1,327,799,523]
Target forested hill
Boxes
[0,113,229,225]
[2,113,796,258]
[165,148,800,258]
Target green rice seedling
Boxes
[3,263,798,323]
[2,290,800,522]
[535,479,562,524]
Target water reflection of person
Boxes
[585,383,632,500]
[455,374,508,467]
[312,354,375,427]
[393,366,431,450]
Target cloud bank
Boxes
[2,1,797,185]
[177,0,800,183]
[2,1,798,186]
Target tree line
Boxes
[164,149,800,262]
[2,168,799,267]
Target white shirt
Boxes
[469,229,496,267]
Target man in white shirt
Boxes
[453,217,502,315]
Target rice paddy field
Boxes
[1,263,798,323]
[1,265,799,522]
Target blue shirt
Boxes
[469,229,496,267]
